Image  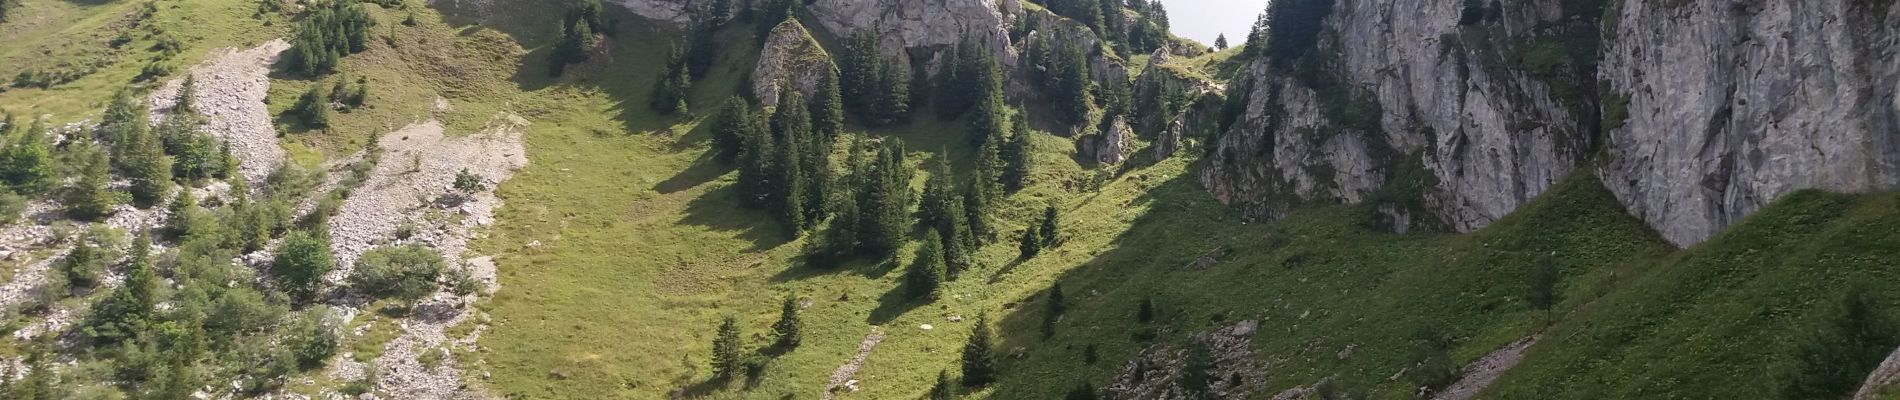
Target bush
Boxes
[288,311,339,369]
[350,245,446,303]
[272,231,335,303]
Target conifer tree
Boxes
[769,88,812,233]
[772,295,802,349]
[1019,224,1042,259]
[873,56,913,125]
[67,150,116,221]
[174,76,198,114]
[293,84,331,128]
[941,193,974,279]
[0,118,54,194]
[966,47,1008,146]
[652,43,693,115]
[908,230,947,301]
[973,127,1003,201]
[1040,205,1061,247]
[737,110,775,208]
[164,190,200,240]
[712,315,743,380]
[1001,110,1033,192]
[102,90,146,150]
[1214,34,1229,50]
[123,121,174,208]
[1180,340,1216,398]
[840,31,882,118]
[961,313,998,387]
[813,64,845,140]
[855,139,911,259]
[82,232,159,345]
[810,192,860,262]
[709,97,753,160]
[919,155,957,231]
[962,178,992,245]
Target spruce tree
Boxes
[652,43,693,115]
[1180,340,1216,398]
[811,193,860,262]
[1528,258,1558,325]
[856,139,910,259]
[737,110,775,208]
[813,64,845,140]
[165,190,200,240]
[840,31,882,118]
[82,232,159,345]
[965,48,1007,146]
[919,155,957,231]
[1782,287,1899,398]
[873,56,912,125]
[67,150,116,221]
[908,230,947,301]
[123,122,174,208]
[973,127,1003,202]
[102,91,146,150]
[933,39,972,120]
[769,88,811,233]
[961,313,998,387]
[712,315,743,380]
[0,118,54,194]
[709,97,752,160]
[1001,110,1033,192]
[941,193,974,279]
[293,84,331,128]
[962,178,992,245]
[1019,224,1042,259]
[1039,205,1061,247]
[1214,34,1229,50]
[772,295,802,349]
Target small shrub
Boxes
[350,244,446,303]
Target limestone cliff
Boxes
[1206,0,1898,245]
[1203,0,1601,232]
[752,20,834,107]
[1598,0,1900,246]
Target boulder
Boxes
[751,21,835,107]
[1078,116,1132,165]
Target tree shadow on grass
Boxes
[678,184,791,252]
[655,150,729,194]
[867,282,930,326]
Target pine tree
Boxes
[123,121,174,208]
[1527,258,1558,325]
[711,315,743,380]
[1039,205,1061,247]
[710,97,752,160]
[873,56,913,125]
[1019,225,1042,259]
[652,43,693,115]
[965,47,1008,146]
[840,31,882,119]
[82,232,159,345]
[165,191,200,240]
[174,76,198,114]
[293,84,330,128]
[961,313,998,387]
[102,90,147,150]
[856,139,911,259]
[962,178,992,245]
[941,193,974,279]
[1001,110,1033,192]
[973,126,1003,201]
[908,230,947,301]
[772,295,802,349]
[737,109,775,208]
[1042,283,1065,338]
[813,64,845,140]
[1214,33,1229,50]
[273,230,335,303]
[929,370,956,400]
[66,150,116,221]
[810,192,860,262]
[769,88,811,233]
[1180,340,1216,399]
[0,118,54,194]
[1065,382,1098,400]
[919,155,957,231]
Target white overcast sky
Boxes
[1162,0,1271,46]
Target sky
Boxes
[1162,0,1271,47]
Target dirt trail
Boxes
[323,117,526,399]
[823,327,887,400]
[1431,335,1540,400]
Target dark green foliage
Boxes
[929,370,956,400]
[1042,283,1066,338]
[550,17,599,77]
[812,65,845,140]
[1780,287,1898,399]
[1214,34,1229,50]
[123,118,173,208]
[1,118,55,194]
[756,0,800,41]
[651,43,693,115]
[157,112,233,182]
[961,314,998,387]
[7,345,61,400]
[1404,327,1459,393]
[102,90,147,151]
[1179,341,1216,398]
[1137,297,1155,323]
[854,139,912,259]
[1046,0,1103,32]
[935,38,1001,122]
[919,156,958,236]
[1019,225,1042,258]
[1001,113,1033,192]
[1031,34,1093,125]
[772,295,802,349]
[737,107,775,209]
[350,245,445,303]
[710,97,754,160]
[66,150,116,221]
[966,54,1008,147]
[807,189,861,262]
[1261,0,1335,66]
[840,31,880,119]
[961,177,993,245]
[292,84,331,128]
[684,3,728,79]
[288,1,375,76]
[59,233,108,290]
[873,56,913,125]
[273,230,335,303]
[941,194,975,278]
[1065,382,1098,400]
[83,232,160,346]
[0,0,14,23]
[288,312,339,369]
[1527,257,1559,311]
[769,88,813,233]
[712,315,743,380]
[453,168,483,192]
[1039,205,1061,247]
[907,230,948,301]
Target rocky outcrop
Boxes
[1203,0,1601,231]
[1078,116,1133,165]
[1598,0,1900,246]
[752,20,835,107]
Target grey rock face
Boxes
[752,21,835,107]
[1204,0,1593,229]
[1079,116,1133,165]
[1599,0,1900,246]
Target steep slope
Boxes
[1598,0,1900,246]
